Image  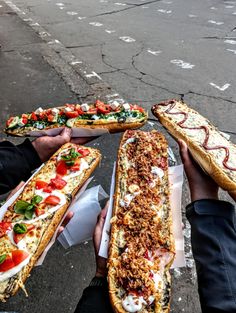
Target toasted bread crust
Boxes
[108,130,175,313]
[0,143,101,301]
[152,99,236,193]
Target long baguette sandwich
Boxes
[152,99,236,193]
[0,142,101,302]
[108,130,175,313]
[4,101,148,137]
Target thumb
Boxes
[54,127,72,146]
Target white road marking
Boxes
[0,5,2,7]
[67,11,78,15]
[233,11,236,14]
[89,22,103,26]
[225,5,234,8]
[55,3,64,6]
[48,39,61,44]
[158,9,172,13]
[210,83,230,91]
[188,14,197,17]
[85,71,102,80]
[70,61,83,65]
[115,2,127,5]
[208,20,224,25]
[119,36,136,43]
[105,29,116,33]
[210,6,217,10]
[106,93,119,98]
[147,49,162,56]
[224,39,236,44]
[226,48,236,54]
[78,16,86,20]
[170,59,195,69]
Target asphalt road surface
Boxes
[0,0,236,312]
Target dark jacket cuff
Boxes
[17,139,42,170]
[186,199,235,223]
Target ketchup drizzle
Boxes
[157,100,236,171]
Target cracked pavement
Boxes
[0,0,236,312]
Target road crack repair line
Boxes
[91,0,161,17]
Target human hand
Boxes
[178,140,219,202]
[57,211,74,237]
[93,202,109,278]
[32,127,96,162]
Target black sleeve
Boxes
[0,139,41,194]
[186,199,236,313]
[74,279,113,313]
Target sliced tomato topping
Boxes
[47,114,55,122]
[77,148,90,157]
[87,108,97,114]
[11,250,29,266]
[35,207,45,217]
[65,103,76,110]
[130,104,144,113]
[31,112,38,121]
[65,111,79,118]
[39,111,46,120]
[43,185,53,193]
[0,222,12,238]
[44,195,60,206]
[13,224,35,244]
[70,160,80,171]
[95,100,111,114]
[56,160,68,175]
[35,180,48,190]
[0,255,15,272]
[22,117,28,124]
[6,117,14,127]
[75,108,85,115]
[50,176,67,190]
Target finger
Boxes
[57,127,72,143]
[178,140,191,166]
[57,226,64,237]
[61,211,74,228]
[71,136,98,145]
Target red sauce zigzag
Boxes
[156,100,236,171]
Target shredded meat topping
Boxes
[111,130,174,301]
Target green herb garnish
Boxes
[13,223,27,234]
[0,254,6,265]
[14,195,43,220]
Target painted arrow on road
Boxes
[209,83,230,91]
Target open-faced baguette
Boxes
[0,143,101,302]
[152,99,236,193]
[4,101,148,137]
[108,130,175,313]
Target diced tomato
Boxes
[13,224,35,244]
[50,176,67,190]
[43,185,53,193]
[44,195,60,206]
[87,108,97,114]
[56,160,68,175]
[39,112,46,120]
[6,117,14,127]
[0,222,12,238]
[47,114,55,122]
[31,112,38,121]
[70,160,80,171]
[22,117,28,124]
[131,104,144,113]
[95,100,111,114]
[35,180,48,190]
[12,250,29,266]
[75,108,85,115]
[77,148,90,157]
[65,111,79,118]
[0,255,15,272]
[65,103,75,110]
[35,207,45,217]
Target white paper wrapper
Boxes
[27,127,109,137]
[99,163,186,269]
[58,185,108,249]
